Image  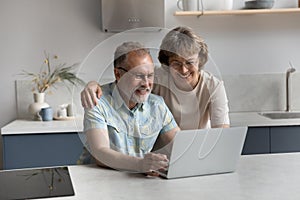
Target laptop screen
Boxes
[0,166,75,200]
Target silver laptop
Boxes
[156,127,248,179]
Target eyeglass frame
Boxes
[169,58,199,70]
[116,67,155,81]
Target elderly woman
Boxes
[81,26,230,129]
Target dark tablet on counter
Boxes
[0,166,75,200]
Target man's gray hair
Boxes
[114,41,150,68]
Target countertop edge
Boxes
[230,112,300,127]
[2,112,300,136]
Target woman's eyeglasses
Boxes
[117,67,155,81]
[169,60,198,70]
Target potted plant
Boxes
[20,52,85,120]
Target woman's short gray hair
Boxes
[114,41,150,68]
[158,26,208,69]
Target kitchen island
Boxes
[40,153,300,200]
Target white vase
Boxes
[28,93,50,120]
[221,0,233,10]
[200,0,233,10]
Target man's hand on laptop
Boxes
[139,153,169,176]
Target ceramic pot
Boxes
[28,93,50,120]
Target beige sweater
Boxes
[152,67,230,130]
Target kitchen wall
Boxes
[0,0,106,169]
[0,0,299,169]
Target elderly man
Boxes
[84,41,179,174]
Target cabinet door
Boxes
[271,126,300,153]
[242,127,270,155]
[3,133,84,170]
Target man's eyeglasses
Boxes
[117,67,155,81]
[169,60,198,70]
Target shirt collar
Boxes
[111,82,145,111]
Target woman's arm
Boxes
[210,81,230,128]
[81,81,102,109]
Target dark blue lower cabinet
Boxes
[3,127,300,169]
[242,126,300,155]
[3,133,84,170]
[271,126,300,153]
[242,127,270,155]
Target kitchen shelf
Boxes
[174,8,300,16]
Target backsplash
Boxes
[223,72,300,112]
[16,72,300,119]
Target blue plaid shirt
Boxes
[83,82,178,158]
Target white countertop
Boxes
[41,153,300,200]
[2,112,300,135]
[1,118,83,135]
[230,112,300,127]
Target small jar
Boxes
[57,105,68,118]
[67,103,74,117]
